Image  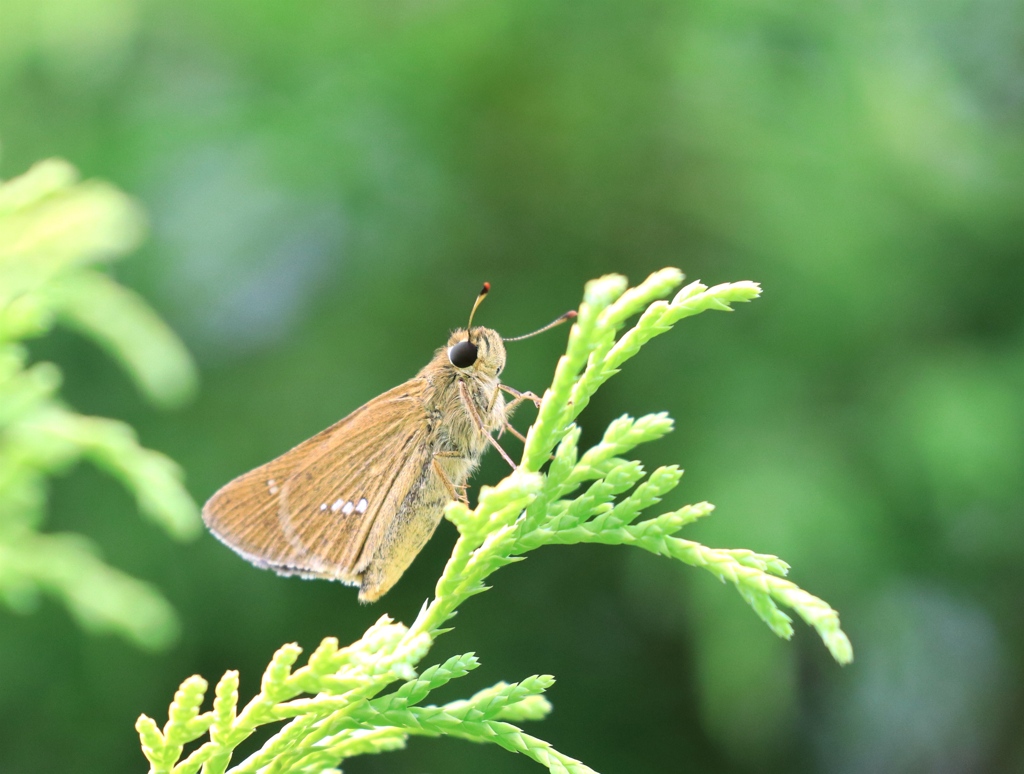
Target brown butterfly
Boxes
[202,284,573,602]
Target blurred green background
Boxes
[3,0,1024,772]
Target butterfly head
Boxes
[441,282,573,381]
[446,327,506,378]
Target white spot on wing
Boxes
[267,479,280,495]
[356,498,368,514]
[320,503,327,511]
[331,499,344,512]
[341,501,355,516]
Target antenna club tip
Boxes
[481,282,491,294]
[565,310,577,319]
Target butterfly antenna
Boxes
[504,310,577,342]
[466,282,490,342]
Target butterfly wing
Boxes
[202,378,432,587]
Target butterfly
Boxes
[202,284,573,601]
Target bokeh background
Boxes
[2,0,1024,772]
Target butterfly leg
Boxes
[500,383,543,410]
[432,454,469,504]
[497,384,542,444]
[502,422,528,444]
[486,384,522,444]
[458,380,518,470]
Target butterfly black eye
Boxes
[448,340,478,368]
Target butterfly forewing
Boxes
[202,379,431,586]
